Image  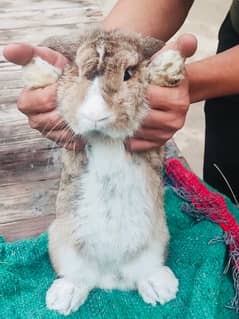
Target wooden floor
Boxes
[0,0,102,241]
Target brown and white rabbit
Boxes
[22,29,184,316]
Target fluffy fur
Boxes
[22,29,184,316]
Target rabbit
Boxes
[22,29,184,316]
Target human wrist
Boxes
[186,61,213,104]
[186,62,203,103]
[186,46,239,103]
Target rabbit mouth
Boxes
[78,113,114,132]
[76,113,135,139]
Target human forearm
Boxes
[187,46,239,103]
[103,0,194,41]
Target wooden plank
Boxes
[0,106,26,123]
[0,0,102,241]
[0,179,59,222]
[0,146,61,185]
[0,215,55,242]
[0,0,102,60]
[0,0,97,10]
[0,8,101,29]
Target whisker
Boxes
[44,124,78,172]
[40,119,65,173]
[213,163,239,207]
[57,128,74,146]
[44,119,66,139]
[46,142,60,173]
[63,134,77,151]
[46,126,73,172]
[54,132,69,147]
[41,117,66,137]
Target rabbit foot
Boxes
[46,278,90,316]
[137,266,179,306]
[22,56,61,89]
[148,50,184,87]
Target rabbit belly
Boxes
[73,141,158,265]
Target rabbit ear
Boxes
[141,37,165,59]
[40,34,85,62]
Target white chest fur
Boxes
[73,139,154,266]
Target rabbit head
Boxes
[57,29,164,140]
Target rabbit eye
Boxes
[123,67,134,81]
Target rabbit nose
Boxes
[79,78,113,123]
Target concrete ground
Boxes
[98,0,231,177]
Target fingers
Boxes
[27,110,64,131]
[46,131,85,151]
[134,128,170,143]
[125,138,161,152]
[45,129,85,151]
[3,43,69,68]
[3,42,82,151]
[129,69,190,152]
[146,79,190,111]
[136,113,184,139]
[142,110,173,129]
[27,110,85,151]
[18,84,57,115]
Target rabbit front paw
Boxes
[137,266,179,306]
[46,278,90,316]
[22,56,62,89]
[148,50,184,87]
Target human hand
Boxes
[126,34,197,152]
[3,43,84,151]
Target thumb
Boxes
[154,33,197,60]
[3,43,69,68]
[173,34,197,58]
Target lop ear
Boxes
[141,37,165,59]
[40,33,85,62]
